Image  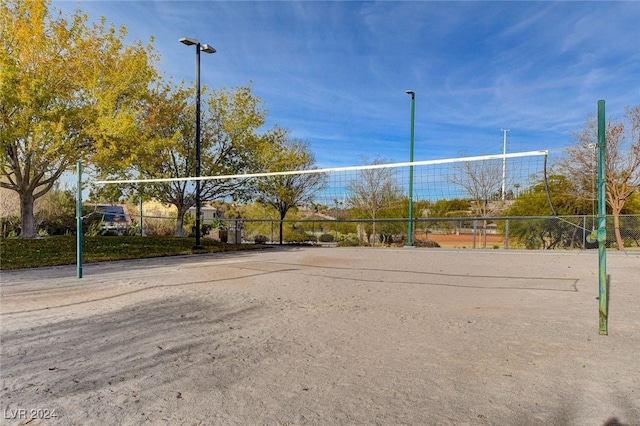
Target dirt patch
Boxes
[422,233,505,249]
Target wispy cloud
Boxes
[52,0,640,165]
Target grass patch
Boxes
[0,235,266,270]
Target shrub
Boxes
[338,233,360,246]
[337,239,360,247]
[210,219,228,230]
[144,217,176,236]
[525,236,541,250]
[1,215,20,238]
[285,229,312,243]
[85,219,105,237]
[39,213,76,236]
[342,233,358,241]
[414,240,441,248]
[254,235,268,244]
[124,225,140,236]
[201,223,214,236]
[318,233,334,242]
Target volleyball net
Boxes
[94,150,549,210]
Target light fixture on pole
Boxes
[405,90,416,247]
[179,37,215,249]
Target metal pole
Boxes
[597,100,608,335]
[473,220,477,249]
[334,199,339,242]
[76,162,83,279]
[501,129,509,200]
[194,43,203,249]
[139,194,143,236]
[505,218,509,250]
[180,37,214,247]
[406,91,415,246]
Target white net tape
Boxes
[95,150,548,207]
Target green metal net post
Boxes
[140,193,143,236]
[406,91,415,246]
[597,100,607,335]
[76,162,83,279]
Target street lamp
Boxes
[405,90,415,247]
[179,37,215,249]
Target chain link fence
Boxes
[238,215,640,250]
[67,211,639,250]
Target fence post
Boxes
[472,220,477,249]
[505,219,509,250]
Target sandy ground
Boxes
[1,247,639,426]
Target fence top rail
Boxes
[237,214,639,223]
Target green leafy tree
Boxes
[97,84,274,236]
[241,202,279,242]
[241,202,309,244]
[0,0,159,237]
[255,133,327,244]
[421,198,471,235]
[623,192,640,213]
[428,198,471,217]
[503,175,592,249]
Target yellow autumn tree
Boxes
[96,83,279,237]
[0,0,158,237]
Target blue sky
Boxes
[54,1,640,168]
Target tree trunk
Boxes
[19,190,37,238]
[371,214,377,247]
[278,208,288,245]
[612,210,625,251]
[175,206,188,237]
[482,219,488,249]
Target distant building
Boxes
[186,205,223,223]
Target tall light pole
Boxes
[180,37,215,249]
[405,90,415,246]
